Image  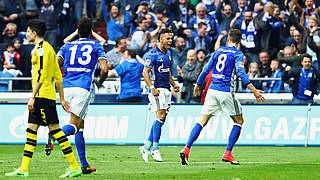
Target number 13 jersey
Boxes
[57,39,106,91]
[196,46,250,92]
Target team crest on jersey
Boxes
[239,62,244,67]
[146,59,151,66]
[159,59,163,62]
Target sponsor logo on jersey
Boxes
[158,64,170,73]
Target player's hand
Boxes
[253,90,265,103]
[61,99,71,113]
[28,97,35,112]
[173,85,180,93]
[193,84,200,97]
[151,87,160,96]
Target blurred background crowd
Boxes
[0,0,320,103]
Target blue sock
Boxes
[62,124,76,136]
[186,123,203,149]
[75,131,89,167]
[152,120,163,150]
[226,125,241,151]
[144,122,155,150]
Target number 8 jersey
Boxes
[57,39,106,91]
[196,46,250,92]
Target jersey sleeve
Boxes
[144,52,155,68]
[114,61,126,76]
[196,53,215,85]
[95,43,107,61]
[235,52,250,85]
[57,44,66,59]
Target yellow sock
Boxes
[19,128,37,172]
[51,129,80,170]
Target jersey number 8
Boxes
[69,45,92,65]
[216,54,227,72]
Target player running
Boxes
[5,19,82,178]
[53,17,108,174]
[180,29,265,165]
[139,28,180,162]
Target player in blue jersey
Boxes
[53,17,108,174]
[180,29,265,165]
[139,28,180,162]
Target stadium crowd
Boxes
[0,0,320,103]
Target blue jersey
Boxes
[114,58,144,99]
[57,39,106,91]
[145,47,172,90]
[197,46,250,92]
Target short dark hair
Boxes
[301,53,312,61]
[158,28,173,40]
[78,17,92,38]
[27,19,46,37]
[136,16,146,25]
[198,22,207,29]
[126,49,137,58]
[228,29,241,44]
[115,37,126,47]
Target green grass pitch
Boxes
[0,145,319,179]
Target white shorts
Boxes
[148,88,171,112]
[64,87,91,119]
[201,89,242,116]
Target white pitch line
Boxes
[99,161,320,165]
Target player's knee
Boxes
[231,114,244,125]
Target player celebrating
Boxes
[5,19,82,177]
[180,29,265,165]
[55,17,108,174]
[139,28,180,162]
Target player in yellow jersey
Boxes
[5,19,82,178]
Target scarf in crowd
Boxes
[179,4,188,28]
[304,8,318,27]
[241,20,256,48]
[194,36,207,52]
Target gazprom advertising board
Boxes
[1,104,320,146]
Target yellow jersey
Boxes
[31,41,62,100]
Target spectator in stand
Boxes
[292,0,320,28]
[145,14,157,31]
[35,0,61,50]
[177,0,195,30]
[191,22,214,55]
[292,29,305,53]
[188,3,218,39]
[106,37,128,69]
[1,23,18,44]
[216,0,237,34]
[196,48,208,67]
[1,43,22,77]
[291,6,320,69]
[178,49,203,103]
[258,50,271,77]
[131,1,158,34]
[282,54,320,104]
[171,36,189,77]
[236,0,249,16]
[108,49,144,102]
[278,46,303,69]
[1,0,27,32]
[142,36,158,61]
[243,62,262,92]
[284,25,298,48]
[101,0,131,44]
[262,59,284,93]
[259,2,282,59]
[231,10,260,63]
[155,8,180,36]
[131,16,157,55]
[12,37,28,90]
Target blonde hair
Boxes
[248,62,260,76]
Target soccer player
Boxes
[5,19,82,177]
[179,29,265,165]
[139,28,180,162]
[55,17,108,174]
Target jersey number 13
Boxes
[69,45,92,65]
